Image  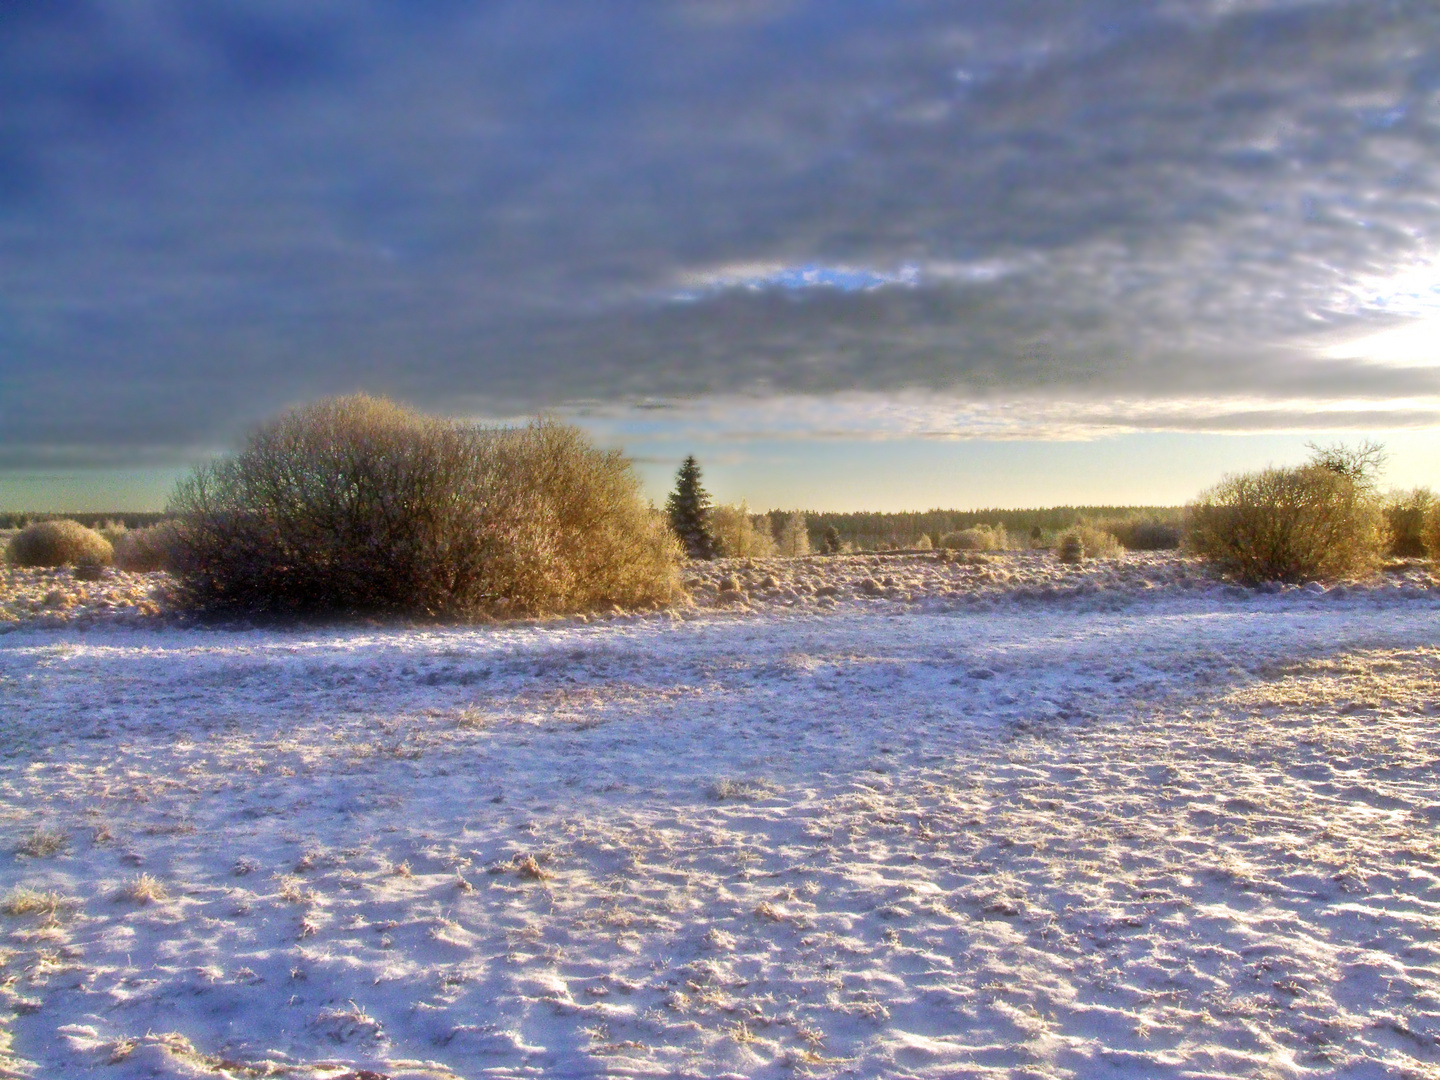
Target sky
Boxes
[3,0,1440,512]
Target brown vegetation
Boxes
[113,521,185,572]
[167,395,681,618]
[940,525,1008,551]
[1186,451,1389,583]
[6,519,113,569]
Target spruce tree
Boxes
[666,455,716,559]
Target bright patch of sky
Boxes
[673,262,922,299]
[1322,256,1440,369]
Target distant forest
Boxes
[1,506,1185,552]
[765,506,1185,551]
[0,512,170,530]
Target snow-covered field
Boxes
[3,554,1440,1078]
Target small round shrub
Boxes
[1053,525,1118,562]
[113,521,184,573]
[167,396,681,618]
[7,520,113,569]
[1186,463,1388,583]
[913,533,933,551]
[1055,530,1084,564]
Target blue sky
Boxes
[3,1,1440,511]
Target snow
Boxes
[2,556,1439,1078]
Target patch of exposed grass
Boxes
[1,887,69,918]
[16,828,68,858]
[116,873,167,905]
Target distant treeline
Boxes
[0,512,171,530]
[764,506,1185,551]
[1,506,1185,551]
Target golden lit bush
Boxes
[710,503,777,558]
[777,512,810,557]
[113,521,185,573]
[940,525,1008,551]
[7,519,113,568]
[167,395,681,618]
[1422,503,1440,564]
[1186,460,1389,583]
[1385,488,1432,558]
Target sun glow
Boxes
[1322,317,1440,369]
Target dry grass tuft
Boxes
[16,828,68,858]
[708,777,772,801]
[116,873,167,905]
[1,887,69,918]
[167,395,681,619]
[6,520,112,569]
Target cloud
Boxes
[2,0,1440,464]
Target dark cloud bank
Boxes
[3,0,1440,466]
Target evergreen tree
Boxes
[821,524,842,554]
[666,455,716,559]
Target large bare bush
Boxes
[7,520,113,568]
[1186,451,1389,583]
[168,396,680,618]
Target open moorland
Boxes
[2,553,1439,1078]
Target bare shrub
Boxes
[168,396,681,618]
[1423,504,1440,564]
[1385,488,1433,558]
[940,525,1008,551]
[710,503,777,558]
[777,512,810,557]
[7,520,113,569]
[1054,525,1118,562]
[1186,455,1389,583]
[113,521,185,572]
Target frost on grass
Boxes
[708,777,774,801]
[3,579,1440,1077]
[0,887,69,918]
[15,828,67,858]
[115,874,166,905]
